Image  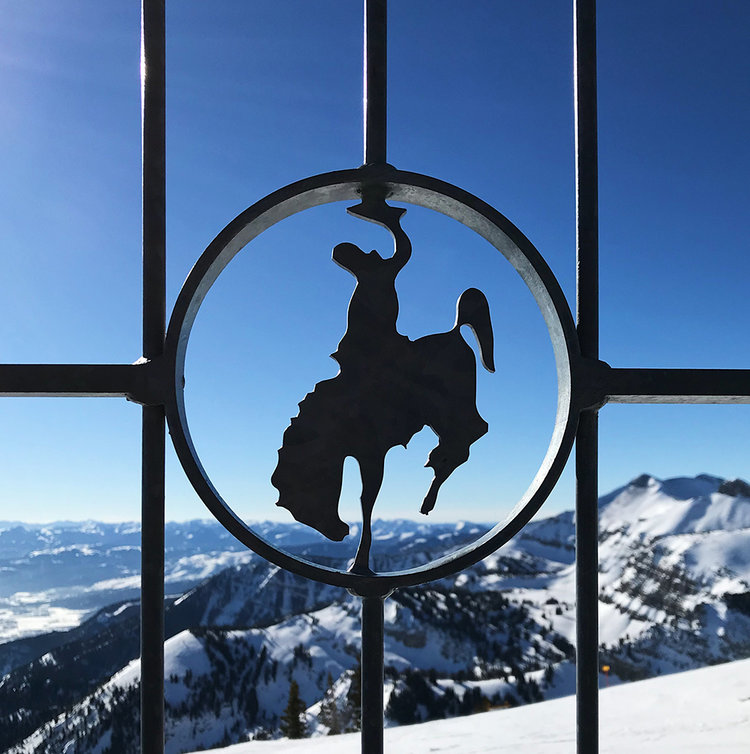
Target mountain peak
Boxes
[717,478,750,499]
[629,473,656,489]
[598,472,750,543]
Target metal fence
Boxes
[1,2,748,754]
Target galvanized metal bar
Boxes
[363,0,387,165]
[140,0,166,753]
[0,362,164,405]
[360,595,385,754]
[574,0,599,752]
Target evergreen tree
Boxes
[386,681,417,725]
[345,660,362,731]
[318,673,342,735]
[280,679,307,739]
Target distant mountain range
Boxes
[3,473,750,753]
[0,517,491,644]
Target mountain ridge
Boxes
[3,472,750,752]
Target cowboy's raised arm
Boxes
[388,208,411,273]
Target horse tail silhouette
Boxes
[455,287,495,373]
[414,287,495,516]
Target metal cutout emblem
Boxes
[163,167,579,591]
[271,191,495,572]
[160,3,580,749]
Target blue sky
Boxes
[1,1,748,525]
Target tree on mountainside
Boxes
[280,678,307,739]
[344,660,362,731]
[318,673,342,735]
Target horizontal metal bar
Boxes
[0,360,166,405]
[607,367,750,404]
[579,360,750,406]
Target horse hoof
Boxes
[420,491,437,515]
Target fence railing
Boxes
[1,2,748,754]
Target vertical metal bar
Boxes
[142,0,166,360]
[141,1,166,753]
[361,0,387,737]
[361,595,385,754]
[575,412,599,754]
[363,0,387,165]
[575,0,599,360]
[574,0,599,752]
[141,406,165,753]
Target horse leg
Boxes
[421,442,469,515]
[350,454,385,574]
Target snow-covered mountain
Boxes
[3,473,750,753]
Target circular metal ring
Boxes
[164,166,580,595]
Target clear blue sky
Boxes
[1,1,748,525]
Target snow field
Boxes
[190,657,750,753]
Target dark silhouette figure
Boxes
[272,194,495,573]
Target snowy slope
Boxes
[5,473,750,753]
[188,657,750,754]
[10,589,574,753]
[477,473,750,673]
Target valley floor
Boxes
[192,658,750,753]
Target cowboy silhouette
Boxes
[272,193,494,572]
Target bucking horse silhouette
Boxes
[272,193,495,573]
